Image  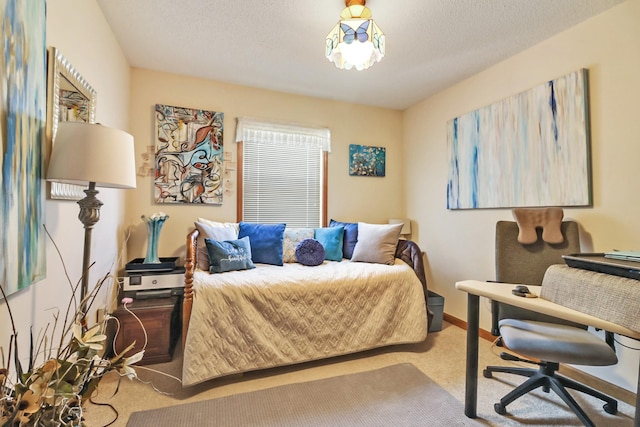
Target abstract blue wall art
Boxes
[154,104,224,204]
[1,0,47,295]
[349,144,386,177]
[447,69,591,209]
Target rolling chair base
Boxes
[484,362,617,427]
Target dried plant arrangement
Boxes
[1,229,145,426]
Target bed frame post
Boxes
[183,228,198,351]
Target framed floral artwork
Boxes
[349,144,386,177]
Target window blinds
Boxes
[236,118,330,228]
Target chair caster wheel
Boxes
[603,402,617,415]
[494,403,507,415]
[483,369,492,378]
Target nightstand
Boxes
[110,296,180,365]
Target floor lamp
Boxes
[47,122,136,316]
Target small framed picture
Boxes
[349,144,386,177]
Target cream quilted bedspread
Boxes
[182,259,428,386]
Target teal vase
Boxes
[144,220,165,264]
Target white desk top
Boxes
[455,280,640,340]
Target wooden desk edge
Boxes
[455,280,640,340]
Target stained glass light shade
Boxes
[325,4,385,71]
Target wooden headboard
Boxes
[182,228,199,350]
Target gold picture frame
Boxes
[46,46,97,200]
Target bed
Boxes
[181,228,430,386]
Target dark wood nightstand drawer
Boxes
[111,297,180,365]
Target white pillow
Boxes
[197,217,239,234]
[350,222,403,265]
[194,220,238,270]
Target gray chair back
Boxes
[491,220,583,335]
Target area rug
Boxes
[126,363,484,426]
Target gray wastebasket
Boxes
[427,290,445,332]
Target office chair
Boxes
[484,218,618,427]
[490,220,583,334]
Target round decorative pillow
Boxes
[295,239,325,266]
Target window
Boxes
[236,118,331,227]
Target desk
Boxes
[455,280,640,426]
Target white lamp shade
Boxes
[389,218,411,235]
[325,5,385,71]
[47,122,136,189]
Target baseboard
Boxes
[443,312,636,405]
[558,364,636,406]
[443,312,496,342]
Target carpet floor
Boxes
[86,321,636,426]
[125,364,483,426]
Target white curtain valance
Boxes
[235,117,331,152]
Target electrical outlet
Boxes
[96,307,106,324]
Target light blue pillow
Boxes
[238,222,286,266]
[205,236,255,273]
[283,227,314,263]
[330,219,358,259]
[315,226,344,261]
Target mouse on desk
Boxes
[512,285,538,298]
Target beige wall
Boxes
[404,0,640,391]
[1,0,130,358]
[3,0,637,395]
[125,69,404,260]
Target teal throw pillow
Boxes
[238,222,286,265]
[315,226,344,261]
[205,236,255,273]
[329,219,358,259]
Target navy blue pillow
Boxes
[295,239,325,266]
[329,219,358,259]
[238,222,286,266]
[205,237,255,273]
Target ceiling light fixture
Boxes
[325,0,385,71]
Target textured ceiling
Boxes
[96,0,625,110]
